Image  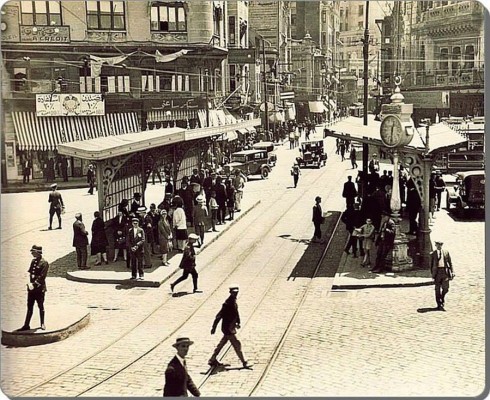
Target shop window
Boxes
[150,2,186,32]
[21,1,62,26]
[86,1,126,31]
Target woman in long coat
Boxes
[158,209,172,266]
[91,211,109,265]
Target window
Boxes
[452,46,461,76]
[322,11,326,23]
[464,45,475,70]
[141,70,190,93]
[21,1,62,25]
[86,1,125,30]
[358,5,364,16]
[213,4,222,37]
[150,2,186,32]
[229,64,237,92]
[439,48,448,72]
[228,16,235,45]
[322,32,327,46]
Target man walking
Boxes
[48,183,64,230]
[17,245,49,331]
[291,162,301,188]
[208,285,248,368]
[87,164,96,195]
[431,240,454,311]
[350,147,358,169]
[127,217,145,280]
[170,234,199,293]
[73,213,89,270]
[163,337,201,397]
[312,196,324,243]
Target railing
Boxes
[421,1,483,22]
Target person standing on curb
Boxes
[311,196,324,243]
[48,183,64,230]
[163,337,201,397]
[371,211,396,273]
[342,176,358,209]
[127,217,145,280]
[87,164,96,195]
[208,285,248,369]
[170,234,199,294]
[431,240,454,311]
[90,211,108,266]
[17,245,49,331]
[158,209,172,266]
[291,163,301,188]
[73,213,89,270]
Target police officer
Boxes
[48,183,64,230]
[18,245,49,331]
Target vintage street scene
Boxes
[0,0,485,397]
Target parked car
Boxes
[222,149,271,179]
[252,141,277,167]
[446,170,485,213]
[296,139,327,168]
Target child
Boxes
[209,190,219,232]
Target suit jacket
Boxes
[126,227,145,254]
[212,295,241,335]
[342,181,357,198]
[430,249,453,279]
[163,356,200,397]
[72,220,89,247]
[312,203,323,224]
[49,190,64,210]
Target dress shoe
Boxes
[193,288,198,293]
[208,360,224,367]
[170,283,175,293]
[94,261,101,266]
[130,277,137,280]
[41,324,46,330]
[242,361,249,368]
[138,276,144,281]
[16,326,30,332]
[57,226,62,229]
[48,227,53,230]
[437,305,446,311]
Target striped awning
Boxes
[147,109,199,123]
[12,112,140,151]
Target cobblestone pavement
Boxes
[1,128,485,397]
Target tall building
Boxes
[381,0,484,121]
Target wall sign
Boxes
[36,94,105,117]
[20,26,70,42]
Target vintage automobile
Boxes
[446,170,485,213]
[222,149,271,179]
[296,139,327,168]
[252,141,277,167]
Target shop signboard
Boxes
[36,93,105,117]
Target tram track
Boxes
[14,150,346,397]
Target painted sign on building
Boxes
[36,94,105,117]
[20,26,70,42]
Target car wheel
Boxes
[261,168,269,179]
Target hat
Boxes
[137,206,147,213]
[165,193,172,198]
[133,192,141,198]
[196,195,205,203]
[229,284,240,293]
[75,212,82,219]
[150,203,156,209]
[30,245,43,254]
[172,337,194,348]
[372,153,378,157]
[435,240,443,245]
[188,233,199,241]
[160,209,168,214]
[131,217,140,223]
[435,170,442,175]
[50,183,58,189]
[315,196,321,202]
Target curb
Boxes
[2,182,88,194]
[332,280,434,290]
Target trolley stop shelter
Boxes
[58,119,260,222]
[325,115,472,204]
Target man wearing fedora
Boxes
[73,213,89,270]
[18,245,49,331]
[127,217,146,280]
[431,240,454,311]
[170,234,199,293]
[163,337,200,397]
[208,285,248,369]
[48,183,64,230]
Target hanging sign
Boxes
[36,93,105,117]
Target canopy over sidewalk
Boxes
[326,115,469,155]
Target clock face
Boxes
[380,115,403,147]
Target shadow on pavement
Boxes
[417,307,443,313]
[445,208,484,222]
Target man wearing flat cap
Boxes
[431,241,454,311]
[163,337,200,397]
[170,234,199,293]
[48,183,64,230]
[208,285,248,369]
[18,245,49,331]
[127,217,145,280]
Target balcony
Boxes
[151,31,188,44]
[413,68,483,88]
[421,1,483,23]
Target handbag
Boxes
[116,236,126,245]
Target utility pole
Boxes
[362,0,370,195]
[205,69,210,127]
[262,37,269,133]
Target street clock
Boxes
[380,114,413,147]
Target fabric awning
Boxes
[329,99,336,109]
[12,112,140,151]
[147,109,198,122]
[217,131,238,141]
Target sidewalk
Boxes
[332,211,433,289]
[2,177,89,194]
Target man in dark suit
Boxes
[208,285,248,368]
[163,337,201,397]
[87,164,96,195]
[431,240,454,311]
[312,196,324,243]
[48,183,64,230]
[127,217,145,280]
[371,211,396,273]
[73,213,89,270]
[22,157,32,184]
[342,176,358,209]
[170,234,199,293]
[17,245,49,331]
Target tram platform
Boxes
[66,200,261,287]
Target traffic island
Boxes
[1,305,90,347]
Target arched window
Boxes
[451,47,461,76]
[439,48,448,73]
[464,45,475,71]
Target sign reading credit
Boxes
[21,26,70,42]
[36,94,105,117]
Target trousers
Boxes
[434,268,450,306]
[75,246,88,268]
[209,334,245,364]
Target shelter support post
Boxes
[362,143,369,194]
[417,155,432,269]
[96,160,105,217]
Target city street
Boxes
[0,129,485,397]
